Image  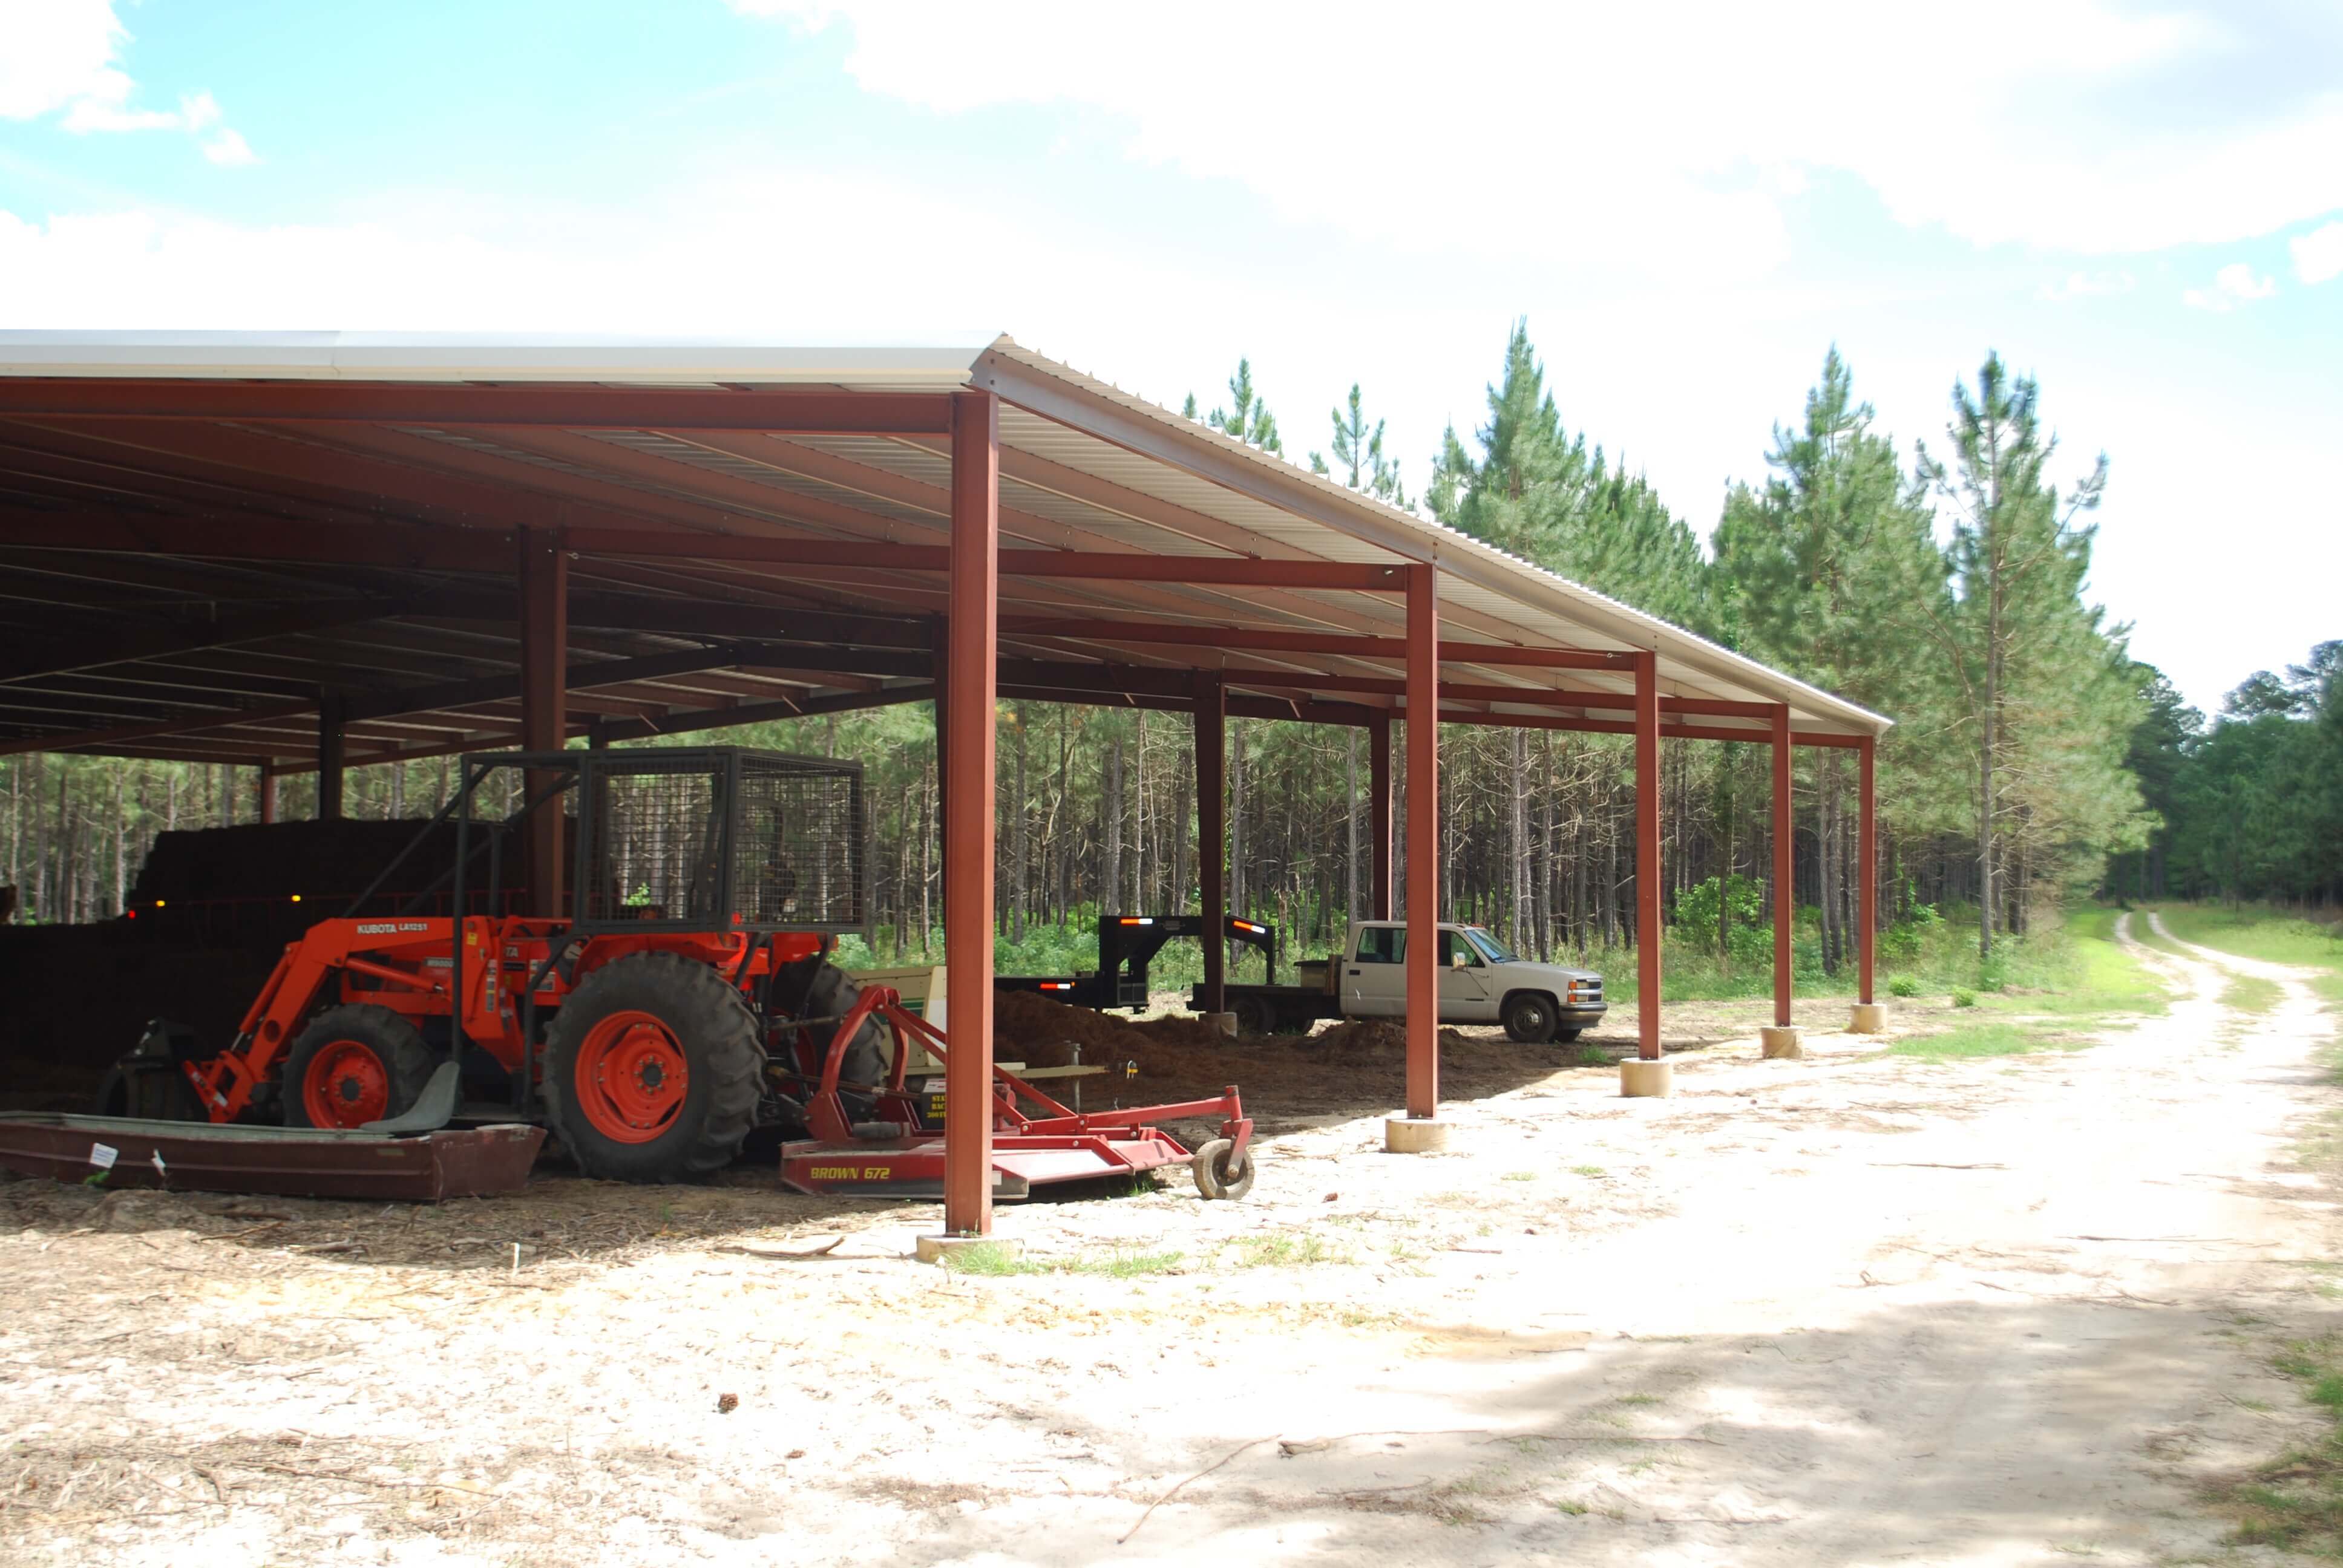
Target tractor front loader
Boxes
[103,748,865,1184]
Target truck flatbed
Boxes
[994,914,1274,1011]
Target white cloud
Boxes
[733,1,2343,261]
[2039,270,2134,302]
[0,0,257,159]
[201,128,258,166]
[0,170,1164,333]
[2293,220,2343,284]
[0,0,136,120]
[2182,261,2277,312]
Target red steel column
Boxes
[1194,673,1228,1016]
[256,765,276,826]
[1859,734,1878,1005]
[1403,564,1440,1118]
[316,692,346,821]
[1771,704,1793,1028]
[1634,652,1662,1061]
[943,389,999,1238]
[518,528,569,917]
[1367,710,1394,921]
[929,615,950,920]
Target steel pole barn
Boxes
[0,332,1893,1233]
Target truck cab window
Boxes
[1465,928,1515,964]
[1356,927,1403,964]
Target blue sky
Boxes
[2,0,2338,714]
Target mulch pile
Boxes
[132,818,526,913]
[986,989,1565,1128]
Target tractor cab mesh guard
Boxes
[407,746,867,936]
[408,746,863,1118]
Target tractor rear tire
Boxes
[283,1005,434,1131]
[544,953,761,1183]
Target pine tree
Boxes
[1309,384,1411,508]
[1913,353,2131,955]
[1437,322,1705,627]
[1192,359,1283,454]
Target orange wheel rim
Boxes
[303,1040,389,1128]
[576,1010,689,1143]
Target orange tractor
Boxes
[100,746,1256,1197]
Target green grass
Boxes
[1597,900,2169,1008]
[937,1243,1184,1278]
[2187,908,2343,1550]
[1890,1021,2071,1060]
[2223,975,2286,1015]
[1884,909,2170,1058]
[1569,1165,1607,1178]
[1229,1232,1345,1268]
[2207,1334,2343,1551]
[1500,1171,1537,1182]
[2158,904,2343,1007]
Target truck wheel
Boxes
[544,953,761,1183]
[283,1004,434,1130]
[1191,1137,1255,1201]
[1231,996,1271,1037]
[1502,993,1559,1045]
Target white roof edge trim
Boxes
[0,332,993,387]
[972,340,1890,737]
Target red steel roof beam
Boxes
[0,382,955,434]
[1001,616,1637,670]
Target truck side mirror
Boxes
[1450,951,1467,969]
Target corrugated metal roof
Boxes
[0,329,1887,767]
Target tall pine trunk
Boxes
[1102,736,1124,915]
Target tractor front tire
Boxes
[283,1005,434,1131]
[543,953,761,1183]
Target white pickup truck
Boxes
[1194,920,1607,1044]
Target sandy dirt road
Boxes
[2,913,2336,1566]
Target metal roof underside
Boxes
[0,332,1888,772]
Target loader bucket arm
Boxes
[185,936,339,1122]
[183,918,464,1124]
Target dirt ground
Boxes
[3,912,2336,1566]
